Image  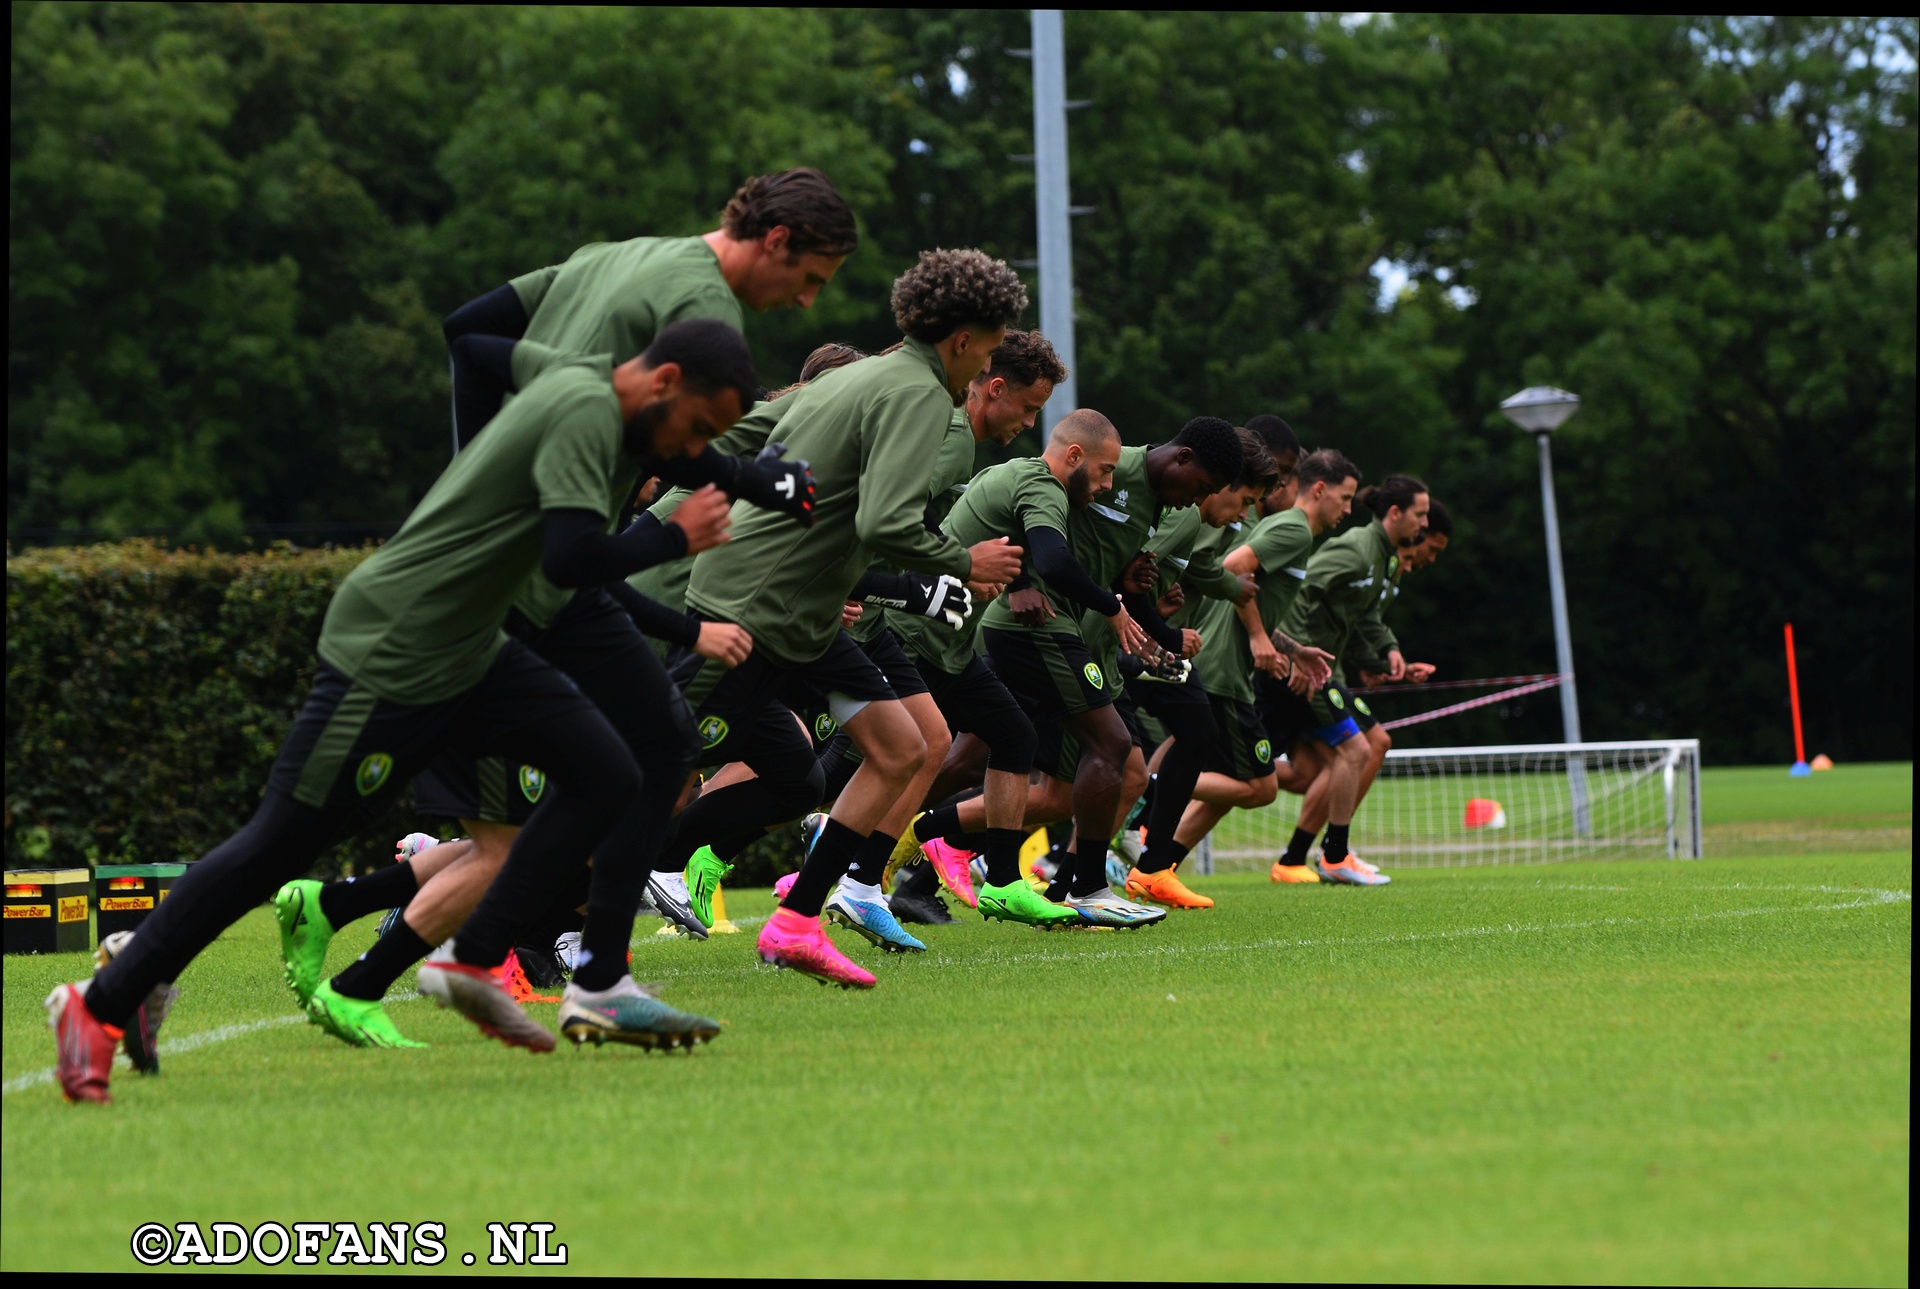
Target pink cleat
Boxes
[921,837,978,908]
[756,908,876,989]
[772,871,798,901]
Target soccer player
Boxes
[46,320,759,1102]
[443,168,857,451]
[1274,473,1430,885]
[1116,426,1281,909]
[1164,451,1356,878]
[276,337,811,1044]
[885,406,1123,928]
[976,415,1245,925]
[661,249,1029,988]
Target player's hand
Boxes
[967,580,1003,605]
[1179,628,1203,660]
[1359,669,1388,689]
[905,574,972,630]
[1387,648,1407,682]
[1007,585,1054,626]
[1111,606,1153,658]
[1155,583,1186,620]
[967,537,1025,585]
[1290,644,1335,690]
[1119,551,1159,595]
[734,443,816,526]
[1232,573,1257,606]
[631,476,660,511]
[841,601,863,628]
[693,621,753,667]
[1250,632,1286,678]
[1406,661,1437,683]
[1288,664,1313,694]
[1146,651,1192,683]
[667,485,732,554]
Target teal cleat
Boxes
[825,888,927,953]
[558,978,721,1050]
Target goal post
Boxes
[1199,739,1703,872]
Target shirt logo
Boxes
[1083,662,1105,689]
[698,716,730,749]
[518,766,546,804]
[813,713,838,742]
[355,753,394,797]
[1353,697,1372,718]
[1254,738,1273,765]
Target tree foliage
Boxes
[9,7,1913,762]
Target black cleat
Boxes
[888,862,954,925]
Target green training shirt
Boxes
[511,236,743,363]
[319,354,634,704]
[684,340,974,664]
[1279,517,1399,672]
[1192,507,1315,702]
[887,455,1070,674]
[850,406,976,642]
[979,444,1167,639]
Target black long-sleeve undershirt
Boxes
[1121,588,1185,654]
[444,286,530,451]
[541,510,687,590]
[602,577,702,650]
[1024,526,1120,618]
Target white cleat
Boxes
[1064,886,1168,929]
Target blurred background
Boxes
[9,7,1914,762]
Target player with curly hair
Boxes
[659,249,1030,987]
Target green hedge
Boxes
[6,540,807,887]
[4,541,416,877]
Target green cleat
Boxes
[306,981,426,1049]
[978,879,1081,928]
[684,846,734,930]
[274,879,335,1008]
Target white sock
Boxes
[567,973,643,1002]
[839,877,883,903]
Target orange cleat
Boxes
[1269,861,1321,884]
[498,950,560,1005]
[1125,866,1215,909]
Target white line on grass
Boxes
[5,889,1904,1095]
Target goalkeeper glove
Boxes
[894,574,972,630]
[733,443,816,527]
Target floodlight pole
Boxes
[1503,387,1591,838]
[1031,9,1077,446]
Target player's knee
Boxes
[1247,776,1279,808]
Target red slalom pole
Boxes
[1785,623,1810,776]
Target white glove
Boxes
[910,574,973,631]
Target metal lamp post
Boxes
[1030,9,1077,445]
[1500,386,1590,837]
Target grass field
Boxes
[2,767,1910,1280]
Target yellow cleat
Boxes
[1269,861,1321,884]
[1126,866,1215,909]
[881,813,928,892]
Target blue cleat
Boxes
[825,888,927,953]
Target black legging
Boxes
[1130,683,1216,873]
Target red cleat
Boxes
[46,983,122,1104]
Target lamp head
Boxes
[1500,386,1581,434]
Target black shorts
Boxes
[413,588,697,825]
[1305,679,1365,747]
[268,638,600,828]
[1349,687,1380,733]
[982,626,1112,719]
[1202,693,1277,780]
[1034,690,1147,781]
[1255,673,1318,752]
[672,620,893,768]
[852,627,930,700]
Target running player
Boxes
[1274,473,1429,885]
[662,249,1030,988]
[976,415,1245,926]
[1164,451,1356,878]
[46,320,759,1101]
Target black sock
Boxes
[894,858,938,898]
[573,913,632,991]
[983,828,1024,886]
[1042,842,1073,901]
[1280,827,1315,866]
[913,804,963,845]
[318,861,420,930]
[330,922,432,1001]
[1157,840,1191,873]
[1322,823,1351,865]
[783,818,864,917]
[843,830,897,888]
[1069,843,1109,897]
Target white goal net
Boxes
[1200,740,1702,871]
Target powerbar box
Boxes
[3,868,91,955]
